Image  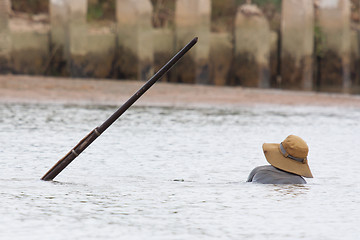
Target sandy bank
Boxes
[1,75,360,108]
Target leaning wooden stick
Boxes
[41,37,198,181]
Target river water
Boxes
[0,102,359,239]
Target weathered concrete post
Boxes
[210,33,232,86]
[65,0,88,77]
[209,0,235,86]
[317,0,351,93]
[174,0,211,84]
[0,0,11,73]
[116,0,153,80]
[232,3,270,88]
[49,0,68,75]
[281,0,314,90]
[9,0,49,75]
[153,28,174,82]
[50,0,67,53]
[269,31,279,88]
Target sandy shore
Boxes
[1,74,360,108]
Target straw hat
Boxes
[262,135,313,178]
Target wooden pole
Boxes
[41,37,198,181]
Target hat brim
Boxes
[262,143,313,178]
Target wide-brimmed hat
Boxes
[262,135,313,178]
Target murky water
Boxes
[0,102,359,239]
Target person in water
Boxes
[247,135,313,184]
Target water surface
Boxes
[0,103,359,239]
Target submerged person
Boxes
[247,135,313,184]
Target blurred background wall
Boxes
[0,0,359,93]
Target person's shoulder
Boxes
[247,165,307,184]
[250,165,274,175]
[247,165,271,182]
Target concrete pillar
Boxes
[317,0,351,93]
[49,0,68,75]
[11,32,49,75]
[50,0,67,50]
[65,0,88,77]
[232,3,270,88]
[153,28,174,82]
[116,0,153,80]
[269,31,279,88]
[210,33,232,86]
[0,0,11,73]
[86,33,116,78]
[281,0,314,90]
[173,0,211,84]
